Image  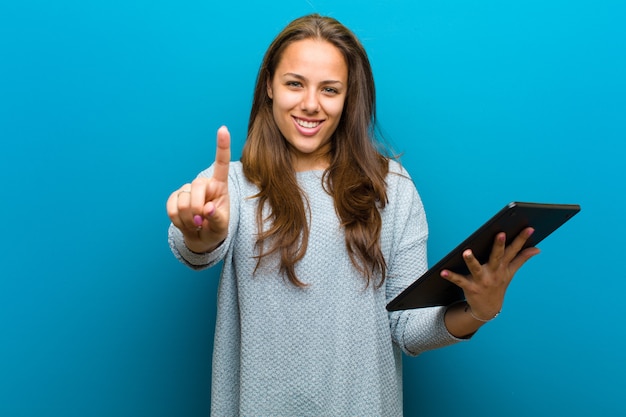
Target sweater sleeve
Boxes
[384,164,466,356]
[167,162,240,270]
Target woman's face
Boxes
[267,38,348,171]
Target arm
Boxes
[385,165,539,351]
[385,168,465,355]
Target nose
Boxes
[300,88,320,113]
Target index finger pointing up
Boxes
[212,125,231,183]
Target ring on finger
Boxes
[178,189,191,198]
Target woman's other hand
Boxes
[166,126,231,253]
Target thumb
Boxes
[203,200,219,219]
[202,198,228,229]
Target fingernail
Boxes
[440,270,449,278]
[207,206,216,217]
[193,215,203,226]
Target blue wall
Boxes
[1,1,624,416]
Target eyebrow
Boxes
[282,72,345,86]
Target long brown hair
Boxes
[241,14,390,288]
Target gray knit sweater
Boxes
[168,161,462,416]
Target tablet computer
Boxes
[386,202,581,311]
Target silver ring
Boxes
[178,189,191,197]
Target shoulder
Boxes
[383,159,425,213]
[387,159,409,175]
[385,159,415,191]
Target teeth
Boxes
[296,118,320,128]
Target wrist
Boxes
[464,302,500,323]
[184,237,219,254]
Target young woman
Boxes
[166,14,538,416]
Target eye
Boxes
[322,87,340,95]
[286,81,303,88]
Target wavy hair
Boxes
[241,14,390,288]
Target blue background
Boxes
[1,0,624,416]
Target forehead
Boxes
[275,38,348,80]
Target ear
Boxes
[266,79,273,99]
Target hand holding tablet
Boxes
[386,202,581,311]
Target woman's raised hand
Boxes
[166,126,231,253]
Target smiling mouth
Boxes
[294,117,322,129]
